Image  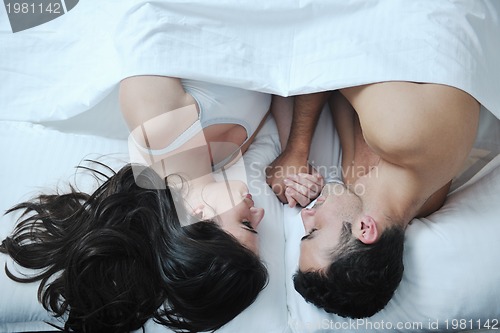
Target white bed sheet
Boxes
[0,1,126,122]
[1,1,500,332]
[1,1,499,122]
[114,0,500,113]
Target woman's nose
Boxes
[250,207,265,228]
[300,208,316,232]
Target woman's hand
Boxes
[265,150,324,207]
[266,150,308,203]
[283,171,324,208]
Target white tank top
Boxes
[133,80,271,171]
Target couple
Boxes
[0,76,479,332]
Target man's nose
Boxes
[300,208,316,231]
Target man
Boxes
[266,82,479,317]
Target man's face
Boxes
[299,182,362,272]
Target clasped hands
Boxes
[265,149,324,208]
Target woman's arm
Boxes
[120,75,195,127]
[120,75,212,180]
[119,75,199,150]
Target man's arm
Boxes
[341,82,479,208]
[270,95,294,152]
[266,92,330,205]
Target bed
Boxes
[1,1,499,332]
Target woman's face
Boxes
[197,180,265,254]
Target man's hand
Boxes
[266,91,331,207]
[266,150,324,207]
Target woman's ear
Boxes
[357,215,379,244]
[192,204,205,220]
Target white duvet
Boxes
[1,1,499,332]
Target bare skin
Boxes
[120,76,256,159]
[266,94,327,206]
[328,84,466,219]
[266,82,480,271]
[339,82,478,216]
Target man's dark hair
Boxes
[293,222,404,318]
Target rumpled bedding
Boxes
[1,1,499,332]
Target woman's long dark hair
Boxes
[0,162,268,333]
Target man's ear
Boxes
[357,215,379,244]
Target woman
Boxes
[121,75,271,253]
[0,76,272,333]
